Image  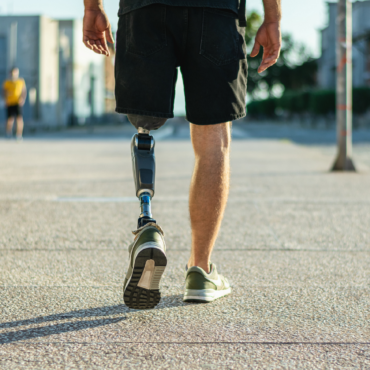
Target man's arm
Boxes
[19,81,27,107]
[83,0,114,56]
[250,0,282,73]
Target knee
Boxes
[127,114,167,131]
[191,122,231,158]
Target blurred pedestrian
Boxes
[2,67,27,140]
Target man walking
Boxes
[83,0,281,308]
[2,67,27,140]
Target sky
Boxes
[0,0,330,57]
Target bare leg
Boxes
[16,116,24,137]
[188,122,231,273]
[6,118,14,136]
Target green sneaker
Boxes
[183,263,231,302]
[123,223,167,309]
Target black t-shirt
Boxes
[118,0,240,16]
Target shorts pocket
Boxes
[200,9,246,66]
[126,5,167,57]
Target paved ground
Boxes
[0,121,369,369]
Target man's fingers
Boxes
[84,37,110,56]
[250,40,260,58]
[82,33,111,56]
[258,57,277,72]
[262,56,276,64]
[85,39,100,54]
[258,59,277,73]
[91,41,103,54]
[260,58,277,69]
[95,39,107,55]
[85,42,100,55]
[97,38,109,56]
[260,56,278,69]
[92,45,102,55]
[258,46,280,72]
[83,39,94,50]
[264,46,280,62]
[107,25,115,44]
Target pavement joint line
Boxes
[4,341,370,346]
[0,285,121,287]
[1,285,368,288]
[0,249,369,252]
[2,197,370,203]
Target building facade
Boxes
[318,0,370,89]
[0,15,115,128]
[0,16,59,126]
[58,19,107,126]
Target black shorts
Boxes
[115,5,248,125]
[7,105,22,119]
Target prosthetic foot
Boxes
[123,127,167,309]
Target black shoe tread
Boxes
[123,247,166,309]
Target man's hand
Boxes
[250,21,281,73]
[83,9,114,56]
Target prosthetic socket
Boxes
[131,129,156,228]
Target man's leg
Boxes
[188,122,231,273]
[16,116,24,138]
[6,117,14,136]
[123,114,168,310]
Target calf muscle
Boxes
[188,123,231,273]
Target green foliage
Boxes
[353,87,370,114]
[308,89,370,115]
[244,10,369,114]
[278,91,311,113]
[247,98,277,117]
[247,88,370,117]
[244,11,262,47]
[309,90,335,115]
[247,35,318,98]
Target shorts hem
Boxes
[187,112,246,125]
[115,107,174,119]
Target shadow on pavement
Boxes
[0,317,126,344]
[0,294,190,344]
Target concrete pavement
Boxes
[0,123,369,369]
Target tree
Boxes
[244,10,263,47]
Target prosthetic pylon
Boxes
[131,128,156,228]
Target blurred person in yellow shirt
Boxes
[2,68,27,140]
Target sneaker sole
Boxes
[124,244,167,309]
[183,288,231,302]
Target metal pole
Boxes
[89,63,95,129]
[345,0,353,161]
[332,0,356,171]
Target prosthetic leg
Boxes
[124,124,167,309]
[129,113,167,228]
[131,127,157,228]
